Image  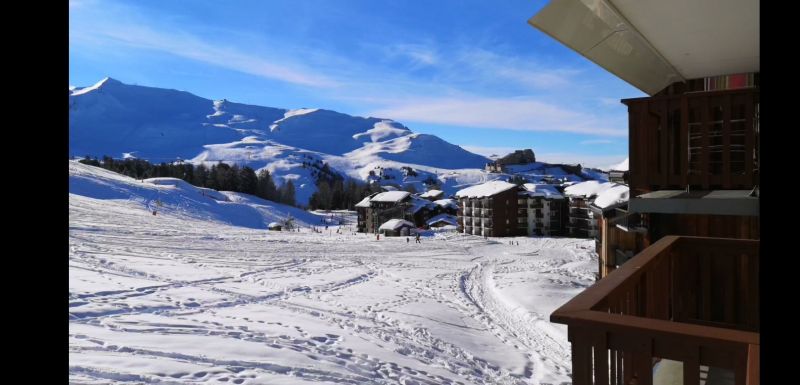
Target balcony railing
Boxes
[552,236,759,385]
[569,217,597,228]
[570,209,592,219]
[571,200,590,209]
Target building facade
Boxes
[517,183,567,236]
[529,0,760,382]
[455,181,522,237]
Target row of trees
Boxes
[79,156,295,206]
[307,178,383,211]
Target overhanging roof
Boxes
[529,0,759,95]
[629,190,758,216]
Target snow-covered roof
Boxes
[520,183,564,199]
[268,222,282,228]
[419,189,444,199]
[563,181,615,198]
[355,196,373,208]
[409,196,435,214]
[426,214,458,226]
[371,191,411,203]
[433,198,458,210]
[592,184,630,209]
[379,219,415,231]
[455,181,517,199]
[381,185,398,191]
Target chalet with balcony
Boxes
[563,181,617,238]
[529,0,760,383]
[355,191,413,234]
[588,184,649,280]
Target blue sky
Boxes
[69,0,645,168]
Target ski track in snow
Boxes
[70,194,596,385]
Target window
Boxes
[709,103,724,175]
[729,101,746,175]
[669,108,681,174]
[687,102,702,175]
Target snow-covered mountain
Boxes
[70,78,606,205]
[70,78,496,204]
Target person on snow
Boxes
[415,233,421,243]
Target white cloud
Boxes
[454,48,580,90]
[385,44,439,67]
[369,97,626,137]
[70,7,337,88]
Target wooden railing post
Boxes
[571,328,592,385]
[746,344,759,385]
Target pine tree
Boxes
[256,169,278,201]
[238,166,258,195]
[280,180,296,206]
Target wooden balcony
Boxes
[551,236,758,385]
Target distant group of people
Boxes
[406,234,421,243]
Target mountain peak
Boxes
[71,77,123,96]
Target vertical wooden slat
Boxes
[660,101,669,187]
[633,339,653,385]
[701,96,710,189]
[701,250,712,321]
[734,346,750,385]
[746,344,759,385]
[723,94,732,187]
[681,96,689,186]
[610,349,618,385]
[594,332,610,385]
[623,351,634,384]
[683,346,700,385]
[571,329,593,385]
[744,92,754,183]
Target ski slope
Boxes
[69,162,597,385]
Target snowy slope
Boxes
[70,78,610,206]
[69,78,286,161]
[69,160,318,229]
[70,78,494,204]
[70,163,598,384]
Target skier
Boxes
[415,233,421,244]
[406,237,410,243]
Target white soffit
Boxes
[529,0,759,95]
